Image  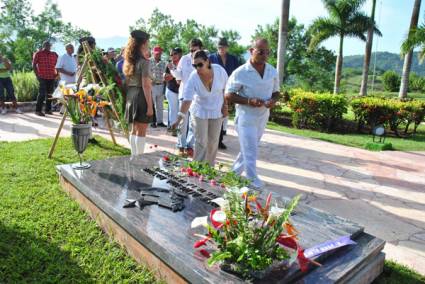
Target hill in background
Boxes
[343,51,425,75]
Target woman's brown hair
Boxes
[123,30,150,77]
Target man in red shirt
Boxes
[33,41,58,116]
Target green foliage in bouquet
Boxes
[66,95,91,125]
[198,189,301,278]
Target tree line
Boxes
[0,0,90,70]
[2,0,424,98]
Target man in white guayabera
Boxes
[225,38,280,189]
[55,43,77,84]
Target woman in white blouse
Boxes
[172,50,228,165]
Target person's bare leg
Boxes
[132,121,148,155]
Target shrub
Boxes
[288,89,348,131]
[409,72,425,92]
[350,97,425,135]
[11,71,39,102]
[382,70,400,92]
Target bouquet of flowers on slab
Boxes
[191,188,319,279]
[162,155,250,189]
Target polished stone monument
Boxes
[56,152,385,283]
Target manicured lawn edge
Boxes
[0,137,159,283]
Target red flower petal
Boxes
[297,248,310,272]
[210,209,224,229]
[163,156,170,161]
[210,179,217,186]
[265,193,272,211]
[199,249,210,258]
[276,234,298,250]
[194,238,209,248]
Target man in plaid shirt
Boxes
[33,41,58,116]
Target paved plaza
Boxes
[1,112,424,275]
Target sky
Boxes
[31,0,424,56]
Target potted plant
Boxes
[191,188,319,280]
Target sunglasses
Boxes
[192,62,204,69]
[255,48,271,56]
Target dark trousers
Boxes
[0,77,16,102]
[219,124,225,145]
[36,78,55,112]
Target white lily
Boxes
[267,205,286,224]
[239,187,250,195]
[212,210,227,223]
[211,197,229,211]
[191,216,208,229]
[270,205,285,217]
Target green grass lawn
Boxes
[0,137,423,283]
[267,121,425,151]
[0,137,159,283]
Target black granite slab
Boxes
[57,152,385,283]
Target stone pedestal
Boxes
[56,152,385,283]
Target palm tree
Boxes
[277,0,290,86]
[399,0,422,99]
[359,0,377,96]
[308,0,381,94]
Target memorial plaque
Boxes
[57,152,385,283]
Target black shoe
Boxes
[151,123,157,128]
[35,111,45,117]
[45,111,53,115]
[157,123,167,128]
[219,142,227,150]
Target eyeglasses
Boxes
[254,48,271,56]
[192,62,204,69]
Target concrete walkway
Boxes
[1,112,424,275]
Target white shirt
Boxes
[55,53,77,84]
[172,53,194,99]
[183,64,228,119]
[225,61,279,119]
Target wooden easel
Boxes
[48,41,128,158]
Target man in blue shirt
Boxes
[209,38,241,150]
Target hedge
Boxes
[288,89,347,131]
[351,97,425,136]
